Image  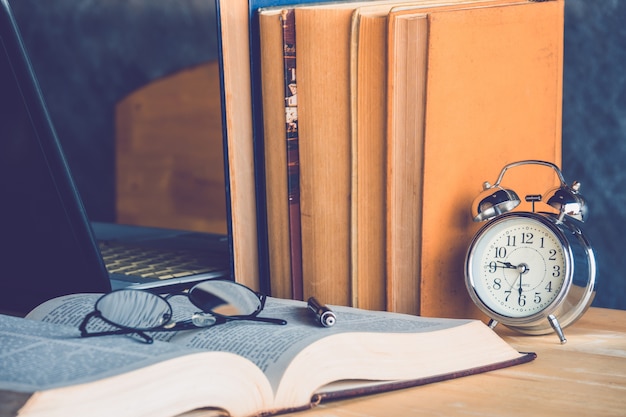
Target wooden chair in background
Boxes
[115,61,227,235]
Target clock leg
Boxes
[488,319,499,329]
[548,314,567,344]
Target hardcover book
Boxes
[417,0,563,318]
[215,0,323,294]
[259,8,304,300]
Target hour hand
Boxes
[496,261,518,269]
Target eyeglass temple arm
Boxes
[251,293,287,325]
[244,316,287,325]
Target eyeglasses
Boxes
[79,280,287,343]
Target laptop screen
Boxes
[0,12,111,315]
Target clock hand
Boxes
[496,261,518,269]
[501,263,529,292]
[517,263,529,296]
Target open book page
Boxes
[26,294,526,409]
[0,312,273,417]
[166,297,477,393]
[0,312,194,393]
[0,315,263,392]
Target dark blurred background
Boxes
[10,0,625,310]
[561,0,625,311]
[10,0,220,223]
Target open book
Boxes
[0,294,534,417]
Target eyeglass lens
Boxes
[95,289,172,330]
[188,280,262,317]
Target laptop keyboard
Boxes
[98,241,226,280]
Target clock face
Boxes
[467,214,571,319]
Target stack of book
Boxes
[219,0,564,318]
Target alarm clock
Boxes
[464,160,596,344]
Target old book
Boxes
[261,0,489,308]
[293,0,425,306]
[260,1,387,307]
[281,10,305,301]
[213,0,260,292]
[418,0,564,318]
[215,0,323,295]
[258,8,292,299]
[261,0,399,307]
[350,1,428,311]
[349,6,389,310]
[349,0,522,312]
[385,0,528,315]
[259,8,303,300]
[0,294,533,417]
[294,3,362,306]
[385,10,429,315]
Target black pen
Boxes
[307,296,336,327]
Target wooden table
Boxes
[282,307,626,417]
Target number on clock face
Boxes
[470,216,568,318]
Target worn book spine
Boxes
[260,8,292,299]
[297,7,357,306]
[385,11,429,315]
[259,8,304,301]
[349,9,388,310]
[281,9,305,300]
[214,0,261,291]
[216,0,323,294]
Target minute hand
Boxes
[517,264,530,295]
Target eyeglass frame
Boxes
[78,280,287,344]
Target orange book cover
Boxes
[351,0,517,312]
[385,0,529,315]
[419,0,564,318]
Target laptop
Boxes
[0,0,231,316]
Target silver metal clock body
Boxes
[465,211,596,339]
